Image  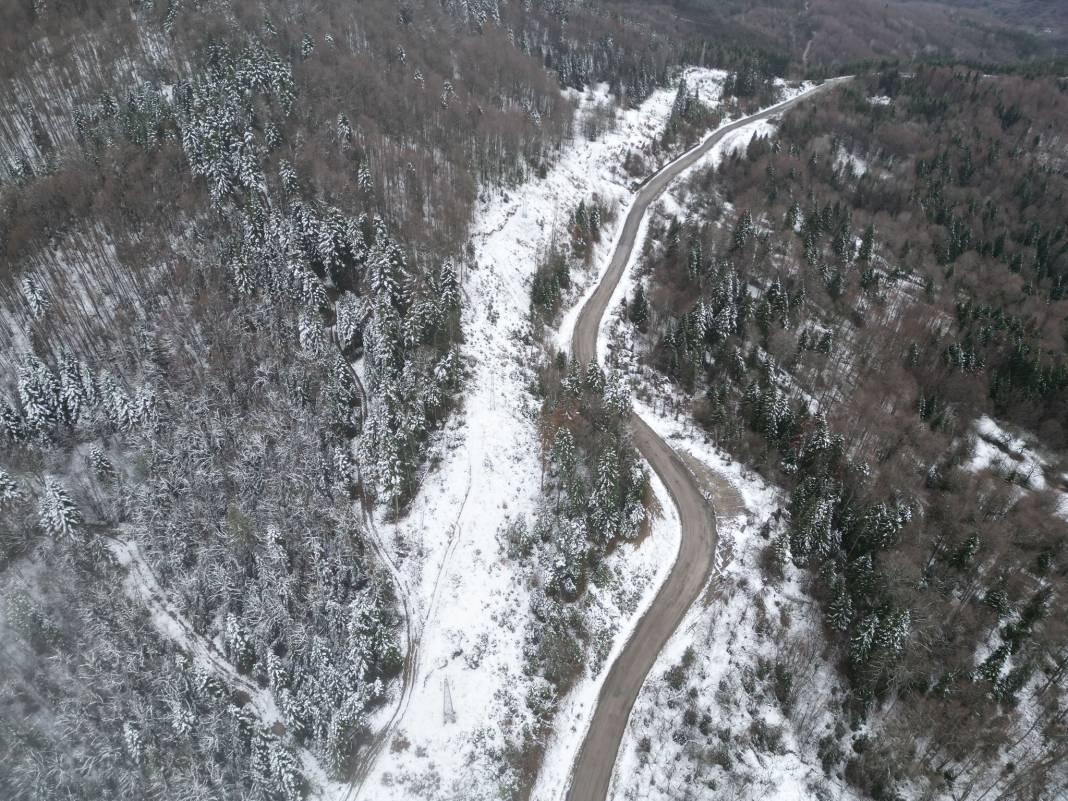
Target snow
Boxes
[555,76,815,356]
[583,114,1063,799]
[1,225,150,359]
[553,69,730,355]
[357,73,842,801]
[966,415,1051,490]
[835,148,869,177]
[591,110,800,370]
[591,289,865,801]
[357,69,734,801]
[964,415,1068,523]
[606,396,859,801]
[106,536,346,801]
[575,92,868,799]
[531,470,681,801]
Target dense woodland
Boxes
[1,0,1066,799]
[0,1,622,797]
[0,0,797,796]
[627,68,1067,799]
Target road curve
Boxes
[566,80,844,801]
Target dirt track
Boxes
[565,80,844,801]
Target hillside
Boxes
[938,0,1068,35]
[1,2,1065,801]
[611,67,1068,800]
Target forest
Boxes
[625,68,1067,799]
[1,0,1065,799]
[0,0,786,796]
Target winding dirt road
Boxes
[566,80,845,801]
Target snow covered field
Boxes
[603,399,861,801]
[967,415,1055,491]
[591,283,867,801]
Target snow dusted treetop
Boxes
[38,476,81,540]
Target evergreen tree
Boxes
[628,283,649,330]
[20,275,50,320]
[858,224,876,262]
[732,210,753,250]
[38,477,81,539]
[0,468,23,509]
[17,354,60,438]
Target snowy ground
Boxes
[602,278,860,801]
[967,415,1055,491]
[353,70,846,801]
[583,102,866,801]
[597,328,864,801]
[586,103,1066,801]
[965,415,1068,520]
[106,536,345,800]
[556,78,815,356]
[356,68,737,801]
[603,392,863,801]
[531,471,680,801]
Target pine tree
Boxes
[602,372,631,419]
[0,400,25,442]
[335,291,363,351]
[358,161,373,193]
[87,444,116,482]
[278,159,298,194]
[785,201,801,231]
[17,354,60,438]
[333,444,357,491]
[771,532,791,573]
[732,210,753,251]
[671,76,689,122]
[99,373,134,432]
[39,477,81,539]
[628,283,649,329]
[858,224,876,262]
[828,579,853,631]
[298,310,327,356]
[336,112,353,144]
[0,468,23,509]
[57,349,86,427]
[983,588,1011,618]
[874,608,910,656]
[993,662,1033,706]
[20,275,50,320]
[849,614,879,666]
[551,427,576,479]
[590,449,621,542]
[975,644,1009,684]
